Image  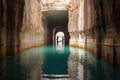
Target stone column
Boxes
[1,0,7,58]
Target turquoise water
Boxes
[0,46,120,80]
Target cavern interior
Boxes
[0,0,120,80]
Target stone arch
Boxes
[53,26,70,46]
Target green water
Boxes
[0,45,120,80]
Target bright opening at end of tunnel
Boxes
[55,31,65,52]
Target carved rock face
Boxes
[20,0,46,46]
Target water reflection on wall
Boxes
[68,47,85,80]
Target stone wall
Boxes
[20,0,47,50]
[67,0,85,48]
[0,0,47,59]
[68,0,120,65]
[0,0,25,58]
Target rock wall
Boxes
[67,0,85,48]
[20,0,46,50]
[0,0,25,58]
[0,0,47,59]
[68,0,120,65]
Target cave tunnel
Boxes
[0,0,120,80]
[42,10,70,45]
[0,0,120,65]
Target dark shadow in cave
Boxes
[0,0,25,58]
[42,10,70,46]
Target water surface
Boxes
[0,45,120,80]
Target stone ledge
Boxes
[20,43,47,52]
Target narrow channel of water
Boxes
[0,45,120,80]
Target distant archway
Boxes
[43,10,69,45]
[52,26,70,52]
[55,31,65,52]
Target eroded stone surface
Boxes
[68,0,120,64]
[20,0,46,49]
[0,0,120,64]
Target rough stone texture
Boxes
[67,0,80,32]
[0,0,69,58]
[68,0,120,65]
[0,0,25,58]
[67,0,85,48]
[0,0,120,65]
[20,0,46,50]
[0,0,46,59]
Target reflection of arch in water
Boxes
[42,46,70,79]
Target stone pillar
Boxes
[1,27,6,58]
[0,0,3,58]
[1,0,7,58]
[14,1,19,56]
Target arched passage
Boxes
[53,26,70,46]
[42,10,70,45]
[55,31,65,52]
[55,31,65,46]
